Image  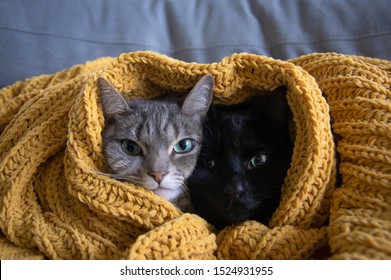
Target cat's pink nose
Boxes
[149,171,168,183]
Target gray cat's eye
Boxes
[121,140,142,156]
[173,138,195,154]
[250,154,268,168]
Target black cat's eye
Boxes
[249,154,269,168]
[204,158,217,170]
[121,140,142,156]
[173,138,195,154]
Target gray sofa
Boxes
[1,0,390,88]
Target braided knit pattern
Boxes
[292,54,391,259]
[0,51,389,259]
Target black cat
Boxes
[187,87,293,229]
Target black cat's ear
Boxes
[182,74,214,118]
[97,77,129,117]
[264,86,290,124]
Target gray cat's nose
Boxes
[148,171,168,183]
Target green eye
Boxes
[121,140,142,156]
[250,154,269,168]
[173,138,195,154]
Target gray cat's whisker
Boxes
[97,75,214,212]
[93,170,141,182]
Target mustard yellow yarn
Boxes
[0,51,389,259]
[292,53,391,259]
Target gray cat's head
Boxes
[98,75,213,203]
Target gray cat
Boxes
[97,75,214,212]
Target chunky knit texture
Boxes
[293,54,391,260]
[0,52,389,259]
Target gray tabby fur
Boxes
[97,75,214,212]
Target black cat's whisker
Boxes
[254,188,281,198]
[203,122,215,140]
[187,87,293,228]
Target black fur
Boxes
[187,87,293,229]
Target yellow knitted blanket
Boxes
[0,52,390,260]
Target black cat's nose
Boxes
[148,171,168,183]
[224,185,245,200]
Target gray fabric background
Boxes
[1,0,390,88]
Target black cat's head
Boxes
[187,87,293,229]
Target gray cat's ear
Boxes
[97,77,129,116]
[182,74,214,118]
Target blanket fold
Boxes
[292,54,391,259]
[0,51,389,259]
